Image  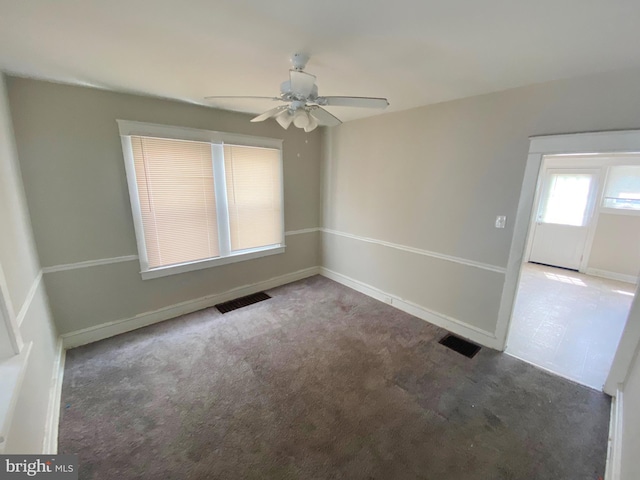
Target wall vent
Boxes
[439,334,481,358]
[215,292,271,314]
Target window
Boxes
[118,121,284,279]
[538,172,595,226]
[602,165,640,211]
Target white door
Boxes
[529,169,599,270]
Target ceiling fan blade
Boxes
[205,95,282,101]
[317,96,389,109]
[289,70,316,97]
[250,105,288,122]
[309,107,342,127]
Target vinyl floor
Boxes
[506,263,635,390]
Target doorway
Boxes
[498,137,640,392]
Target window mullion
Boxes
[211,143,231,256]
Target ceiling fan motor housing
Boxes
[280,80,318,103]
[290,53,309,71]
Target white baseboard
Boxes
[61,266,321,349]
[319,267,501,350]
[42,338,65,454]
[586,268,638,285]
[605,388,623,480]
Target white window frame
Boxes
[117,120,285,280]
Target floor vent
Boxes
[215,292,271,314]
[439,334,481,358]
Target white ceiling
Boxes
[1,0,639,122]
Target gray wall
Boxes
[322,67,640,341]
[0,74,58,453]
[7,77,322,334]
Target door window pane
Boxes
[540,173,593,226]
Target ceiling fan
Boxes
[205,53,389,132]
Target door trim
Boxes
[495,130,640,395]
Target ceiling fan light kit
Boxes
[275,110,294,129]
[293,109,310,128]
[304,113,318,133]
[206,53,389,131]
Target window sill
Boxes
[140,245,285,280]
[0,342,32,453]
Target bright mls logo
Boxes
[0,455,77,479]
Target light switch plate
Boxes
[495,215,506,228]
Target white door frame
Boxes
[494,130,640,395]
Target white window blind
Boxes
[132,136,219,268]
[120,121,285,279]
[603,165,640,211]
[224,145,283,251]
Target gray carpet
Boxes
[59,275,611,479]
